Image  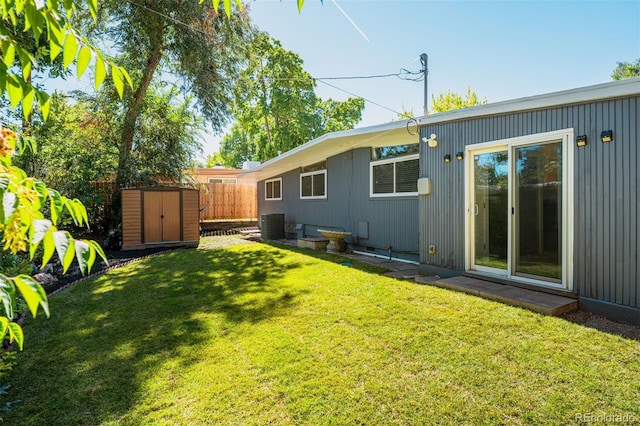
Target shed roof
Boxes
[241,77,639,182]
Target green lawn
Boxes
[4,237,639,425]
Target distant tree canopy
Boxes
[205,152,226,168]
[431,87,487,113]
[220,33,364,166]
[611,59,640,80]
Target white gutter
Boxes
[241,78,639,182]
[415,77,640,126]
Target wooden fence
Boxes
[199,182,257,221]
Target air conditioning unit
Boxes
[260,214,285,240]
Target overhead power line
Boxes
[317,80,401,115]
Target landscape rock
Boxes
[33,272,58,286]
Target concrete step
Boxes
[418,275,578,316]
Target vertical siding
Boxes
[121,189,142,247]
[182,190,200,242]
[420,95,639,308]
[256,148,419,258]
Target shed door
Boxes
[144,191,181,243]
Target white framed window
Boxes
[300,170,327,199]
[370,154,419,197]
[265,178,282,201]
[208,178,237,184]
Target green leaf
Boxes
[297,0,305,12]
[89,240,108,267]
[17,48,33,80]
[76,199,89,225]
[63,0,73,17]
[213,0,220,12]
[3,190,17,221]
[40,228,56,268]
[62,32,78,70]
[53,230,75,274]
[74,240,91,276]
[0,276,16,319]
[34,180,47,203]
[24,3,36,35]
[111,64,124,98]
[76,45,91,78]
[94,55,106,89]
[7,322,23,350]
[87,0,98,20]
[37,91,51,121]
[64,198,87,227]
[0,317,8,341]
[2,42,15,68]
[48,35,63,63]
[21,86,35,120]
[119,66,133,89]
[48,189,63,225]
[223,0,231,17]
[29,218,52,259]
[14,275,49,318]
[6,74,23,109]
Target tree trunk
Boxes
[111,38,163,229]
[115,40,164,190]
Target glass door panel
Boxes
[514,142,562,281]
[473,151,509,271]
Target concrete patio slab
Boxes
[430,276,578,316]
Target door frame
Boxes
[464,129,574,290]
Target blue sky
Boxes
[195,0,639,159]
[46,0,640,159]
[247,0,639,127]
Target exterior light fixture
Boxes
[576,135,587,147]
[601,130,613,143]
[456,152,464,161]
[444,154,451,163]
[422,133,438,148]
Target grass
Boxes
[4,237,640,425]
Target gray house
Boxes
[242,78,640,325]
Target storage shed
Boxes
[121,186,200,250]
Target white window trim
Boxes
[300,170,327,200]
[370,154,419,197]
[264,177,282,201]
[208,178,237,184]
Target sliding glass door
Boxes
[473,151,508,273]
[467,132,570,289]
[514,142,563,282]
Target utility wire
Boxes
[317,80,401,115]
[126,0,208,36]
[126,0,424,84]
[125,0,411,116]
